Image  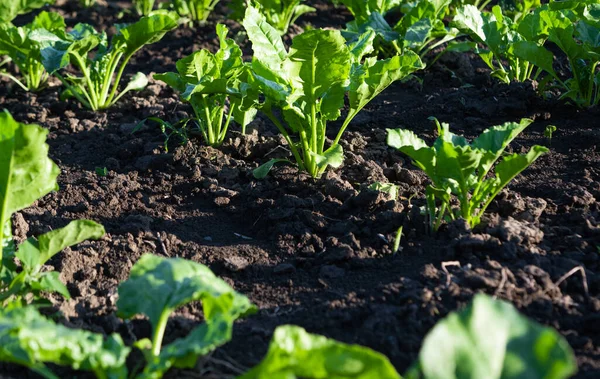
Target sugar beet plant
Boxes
[243,6,425,178]
[342,0,459,60]
[451,4,556,84]
[0,12,65,92]
[0,110,105,306]
[241,294,576,378]
[230,0,315,35]
[170,0,221,24]
[30,13,178,110]
[0,253,256,378]
[388,118,548,230]
[155,24,257,147]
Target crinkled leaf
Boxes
[415,294,576,379]
[244,6,287,72]
[239,325,402,379]
[0,306,130,377]
[117,254,255,331]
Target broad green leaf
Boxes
[243,6,288,72]
[116,12,178,57]
[239,325,402,379]
[30,271,70,299]
[415,294,576,379]
[15,220,105,275]
[286,29,351,103]
[0,111,59,261]
[512,41,556,76]
[349,51,424,112]
[0,306,130,377]
[0,0,56,24]
[453,5,487,42]
[314,144,344,170]
[495,145,548,193]
[117,254,255,333]
[387,128,435,175]
[472,119,532,172]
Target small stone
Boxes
[214,197,230,207]
[224,256,249,272]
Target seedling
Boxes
[31,13,178,110]
[95,167,108,176]
[388,118,548,230]
[244,6,425,178]
[155,24,257,147]
[544,124,557,142]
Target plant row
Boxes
[0,109,578,378]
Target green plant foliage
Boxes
[243,6,424,178]
[338,0,402,23]
[0,304,130,379]
[0,110,105,305]
[134,0,157,16]
[342,0,459,60]
[451,4,555,84]
[238,325,402,379]
[0,11,65,91]
[406,294,577,379]
[155,24,257,147]
[534,2,600,107]
[230,0,315,35]
[117,254,256,378]
[0,0,56,24]
[387,118,548,230]
[30,12,178,110]
[242,295,576,379]
[79,0,96,8]
[170,0,221,24]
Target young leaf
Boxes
[117,254,256,366]
[414,294,577,379]
[239,325,402,379]
[0,305,130,378]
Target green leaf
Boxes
[349,51,424,113]
[240,325,402,379]
[415,294,576,379]
[511,41,556,76]
[0,305,130,377]
[0,0,56,24]
[121,72,149,93]
[286,29,351,104]
[117,254,255,334]
[30,271,70,299]
[116,12,178,57]
[387,128,435,175]
[0,111,59,262]
[243,5,288,72]
[471,118,532,172]
[495,145,549,193]
[16,220,105,275]
[253,158,291,179]
[313,144,344,170]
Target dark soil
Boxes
[2,0,600,378]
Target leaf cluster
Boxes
[243,6,425,178]
[387,118,548,229]
[230,0,315,35]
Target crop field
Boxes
[1,0,599,378]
